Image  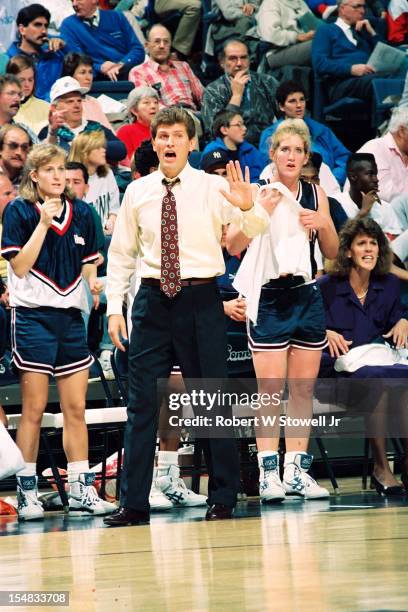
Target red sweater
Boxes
[116,121,151,167]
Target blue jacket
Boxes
[38,120,126,164]
[259,116,350,186]
[201,137,264,183]
[312,22,381,79]
[7,43,65,102]
[60,10,144,75]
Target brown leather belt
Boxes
[141,277,216,287]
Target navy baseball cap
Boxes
[200,149,230,173]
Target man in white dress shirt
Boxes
[104,106,270,526]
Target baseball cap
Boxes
[200,149,230,173]
[50,77,87,104]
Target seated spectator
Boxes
[300,152,348,232]
[387,0,408,45]
[65,160,114,380]
[0,75,37,144]
[256,0,315,68]
[39,77,126,164]
[260,80,350,186]
[117,87,159,168]
[68,130,120,236]
[60,0,144,81]
[6,55,49,135]
[154,0,201,59]
[201,110,264,182]
[259,119,340,196]
[7,4,65,102]
[128,24,204,112]
[200,148,230,177]
[312,0,385,103]
[357,106,408,203]
[132,139,159,179]
[336,153,402,236]
[202,39,278,146]
[0,168,15,283]
[210,1,260,55]
[318,217,408,495]
[62,53,113,131]
[0,124,32,189]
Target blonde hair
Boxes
[19,144,68,202]
[270,118,311,154]
[69,129,108,178]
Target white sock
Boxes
[284,451,307,467]
[157,451,179,477]
[67,460,89,485]
[17,463,36,478]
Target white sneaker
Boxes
[258,453,285,503]
[98,350,114,381]
[283,453,330,500]
[149,480,173,511]
[156,465,207,507]
[17,475,44,521]
[69,473,117,516]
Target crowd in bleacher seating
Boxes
[0,0,407,519]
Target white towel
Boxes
[233,182,312,324]
[334,343,408,373]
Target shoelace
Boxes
[77,484,100,508]
[19,489,42,509]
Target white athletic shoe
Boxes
[149,480,173,511]
[258,453,285,503]
[16,475,44,521]
[98,350,115,381]
[283,453,330,500]
[69,473,117,516]
[156,465,207,507]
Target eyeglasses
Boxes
[348,3,365,8]
[2,91,22,99]
[226,55,249,62]
[229,122,245,128]
[3,141,30,152]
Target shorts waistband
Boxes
[141,277,216,287]
[262,276,306,290]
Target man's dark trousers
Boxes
[120,281,240,512]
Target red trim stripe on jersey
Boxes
[30,268,82,296]
[34,198,73,236]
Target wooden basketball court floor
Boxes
[1,479,408,612]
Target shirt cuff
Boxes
[107,296,124,317]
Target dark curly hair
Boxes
[327,217,392,277]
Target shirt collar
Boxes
[335,17,352,32]
[147,57,175,72]
[335,275,384,297]
[157,162,193,186]
[83,8,100,27]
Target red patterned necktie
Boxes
[161,178,181,298]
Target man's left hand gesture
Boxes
[47,37,65,52]
[220,161,253,211]
[355,19,376,36]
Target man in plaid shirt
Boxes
[128,24,204,112]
